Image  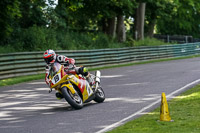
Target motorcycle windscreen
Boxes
[50,62,62,77]
[49,63,65,86]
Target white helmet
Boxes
[43,49,56,64]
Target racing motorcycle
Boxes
[47,62,105,109]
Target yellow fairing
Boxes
[51,75,68,88]
[68,75,91,102]
[68,75,79,86]
[61,84,76,94]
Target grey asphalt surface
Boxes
[1,57,200,133]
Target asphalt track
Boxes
[1,57,200,133]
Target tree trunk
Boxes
[134,2,146,40]
[116,15,126,42]
[102,18,107,34]
[107,17,116,38]
[147,19,156,38]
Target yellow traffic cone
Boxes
[160,92,173,121]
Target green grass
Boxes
[108,84,200,133]
[0,74,44,87]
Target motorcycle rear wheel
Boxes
[61,86,83,109]
[94,87,105,103]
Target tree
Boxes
[116,15,126,42]
[134,2,146,40]
[114,0,135,42]
[0,0,21,44]
[19,0,47,28]
[156,0,200,37]
[0,0,50,45]
[54,0,135,42]
[144,0,175,37]
[134,0,179,39]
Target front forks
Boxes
[95,70,101,92]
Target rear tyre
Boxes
[61,86,83,109]
[94,87,105,103]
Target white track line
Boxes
[96,79,200,133]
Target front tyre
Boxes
[94,87,105,103]
[61,87,83,109]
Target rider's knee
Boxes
[78,67,88,76]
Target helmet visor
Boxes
[44,56,54,64]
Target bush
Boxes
[20,26,58,51]
[0,45,15,53]
[56,31,117,50]
[93,33,110,49]
[0,25,171,54]
[1,26,59,53]
[134,37,169,47]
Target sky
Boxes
[46,0,58,8]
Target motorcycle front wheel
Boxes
[61,86,83,109]
[94,87,105,103]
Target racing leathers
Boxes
[45,54,94,87]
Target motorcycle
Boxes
[47,62,105,109]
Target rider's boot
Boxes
[55,92,63,100]
[77,66,95,90]
[86,75,95,90]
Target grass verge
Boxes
[1,55,200,87]
[107,84,200,133]
[0,74,44,87]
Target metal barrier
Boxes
[153,34,194,43]
[1,43,200,80]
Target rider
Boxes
[43,49,94,99]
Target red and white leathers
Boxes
[45,54,76,86]
[45,54,94,87]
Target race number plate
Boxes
[52,73,61,84]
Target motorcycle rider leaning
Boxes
[43,49,94,99]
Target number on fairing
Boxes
[54,75,59,83]
[86,82,93,96]
[52,73,61,84]
[80,80,83,89]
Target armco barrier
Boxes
[0,43,200,80]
